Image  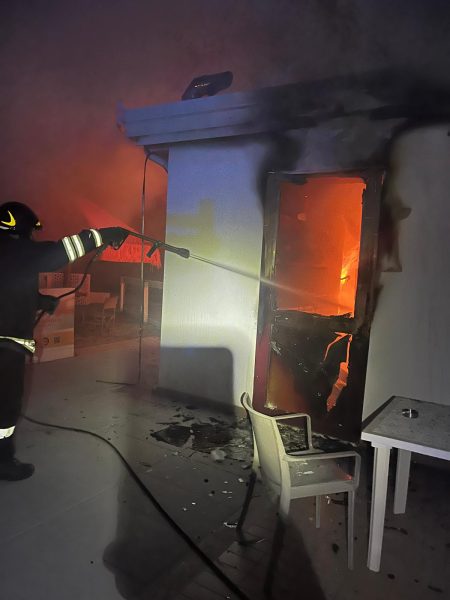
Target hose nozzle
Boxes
[172,247,190,259]
[146,244,190,260]
[120,229,190,260]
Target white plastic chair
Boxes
[84,296,118,334]
[237,392,360,591]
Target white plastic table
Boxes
[362,396,450,572]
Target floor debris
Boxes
[331,497,348,506]
[17,337,450,600]
[150,407,351,469]
[211,449,227,462]
[151,425,191,446]
[385,526,408,535]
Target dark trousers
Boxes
[0,348,26,462]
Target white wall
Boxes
[363,124,450,420]
[158,139,266,408]
[159,122,450,415]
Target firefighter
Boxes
[0,201,128,481]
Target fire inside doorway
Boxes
[254,173,381,441]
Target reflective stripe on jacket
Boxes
[61,229,103,263]
[0,336,35,354]
[0,426,15,439]
[0,229,104,340]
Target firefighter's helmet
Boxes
[0,202,42,238]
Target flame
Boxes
[322,332,346,363]
[338,242,361,315]
[326,333,352,412]
[275,178,364,317]
[340,244,360,285]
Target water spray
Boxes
[119,229,347,313]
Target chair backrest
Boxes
[103,296,118,310]
[241,393,286,489]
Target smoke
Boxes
[1,0,450,240]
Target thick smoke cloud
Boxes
[1,0,449,240]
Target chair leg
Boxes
[347,491,355,570]
[236,470,257,539]
[264,494,290,594]
[315,495,321,529]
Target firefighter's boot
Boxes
[0,458,35,481]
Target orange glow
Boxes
[325,333,352,411]
[339,242,360,316]
[275,177,365,317]
[322,332,346,363]
[36,197,162,267]
[100,242,162,267]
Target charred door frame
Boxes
[259,169,383,440]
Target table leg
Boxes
[393,449,411,514]
[368,444,390,572]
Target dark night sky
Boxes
[1,0,450,240]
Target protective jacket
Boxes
[0,229,104,353]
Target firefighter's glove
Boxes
[38,294,60,315]
[100,227,129,249]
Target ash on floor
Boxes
[151,410,353,464]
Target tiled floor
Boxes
[1,341,248,600]
[176,458,450,600]
[1,341,450,599]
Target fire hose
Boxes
[34,232,190,328]
[29,231,250,600]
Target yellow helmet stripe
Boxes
[1,210,16,227]
[90,229,103,248]
[62,236,77,263]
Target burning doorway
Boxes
[254,173,381,441]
